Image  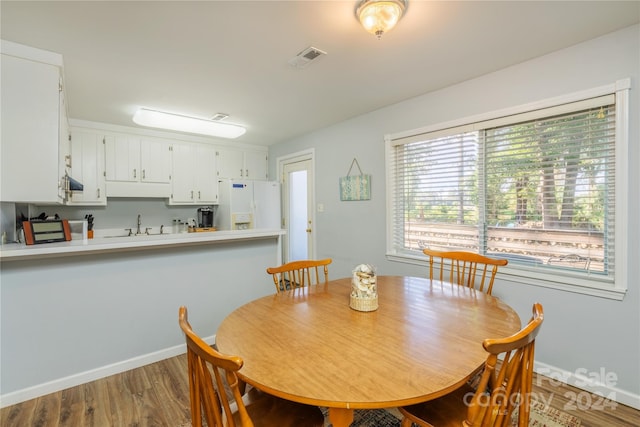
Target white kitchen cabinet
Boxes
[105,135,171,183]
[216,148,268,180]
[1,41,67,203]
[58,90,71,201]
[66,130,106,205]
[170,142,218,205]
[216,148,244,179]
[104,134,140,182]
[140,138,172,184]
[244,150,268,180]
[104,134,171,197]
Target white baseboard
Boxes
[0,334,215,408]
[534,361,640,411]
[3,346,638,412]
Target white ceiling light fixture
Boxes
[356,0,407,39]
[133,108,246,139]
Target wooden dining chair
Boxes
[266,258,332,293]
[399,302,544,427]
[178,306,324,427]
[423,249,508,295]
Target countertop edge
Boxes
[0,229,285,261]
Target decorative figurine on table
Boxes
[350,264,378,312]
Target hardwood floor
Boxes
[532,374,639,426]
[1,353,638,426]
[1,356,192,427]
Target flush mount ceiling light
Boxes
[132,108,246,139]
[356,0,407,39]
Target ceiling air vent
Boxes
[210,113,229,121]
[288,46,327,69]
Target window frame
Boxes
[385,79,630,300]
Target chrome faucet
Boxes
[136,214,142,235]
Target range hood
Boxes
[67,174,83,191]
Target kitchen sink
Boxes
[103,233,170,238]
[101,226,175,238]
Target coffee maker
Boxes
[197,207,215,228]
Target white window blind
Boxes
[391,131,480,252]
[388,93,619,287]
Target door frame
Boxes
[277,148,316,263]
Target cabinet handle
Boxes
[133,169,137,178]
[198,190,201,200]
[97,189,101,199]
[245,169,249,177]
[142,169,146,179]
[191,190,194,200]
[240,169,244,177]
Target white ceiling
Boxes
[2,1,638,146]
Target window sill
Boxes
[386,253,627,301]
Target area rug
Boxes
[321,407,402,427]
[321,399,582,427]
[179,398,581,427]
[520,398,582,427]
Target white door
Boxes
[281,155,314,262]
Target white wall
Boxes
[269,25,640,406]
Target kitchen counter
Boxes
[1,227,282,406]
[0,229,285,261]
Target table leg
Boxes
[329,407,354,427]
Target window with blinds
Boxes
[386,87,628,295]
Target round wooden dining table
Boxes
[215,275,521,427]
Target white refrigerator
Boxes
[217,179,281,230]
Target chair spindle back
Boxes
[423,249,508,295]
[266,258,332,293]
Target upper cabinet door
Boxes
[58,89,71,202]
[105,135,140,182]
[1,52,62,203]
[216,148,245,180]
[104,133,171,198]
[194,144,218,203]
[140,138,171,184]
[105,136,170,184]
[67,130,106,206]
[216,148,268,180]
[170,142,218,205]
[244,150,268,180]
[170,143,196,203]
